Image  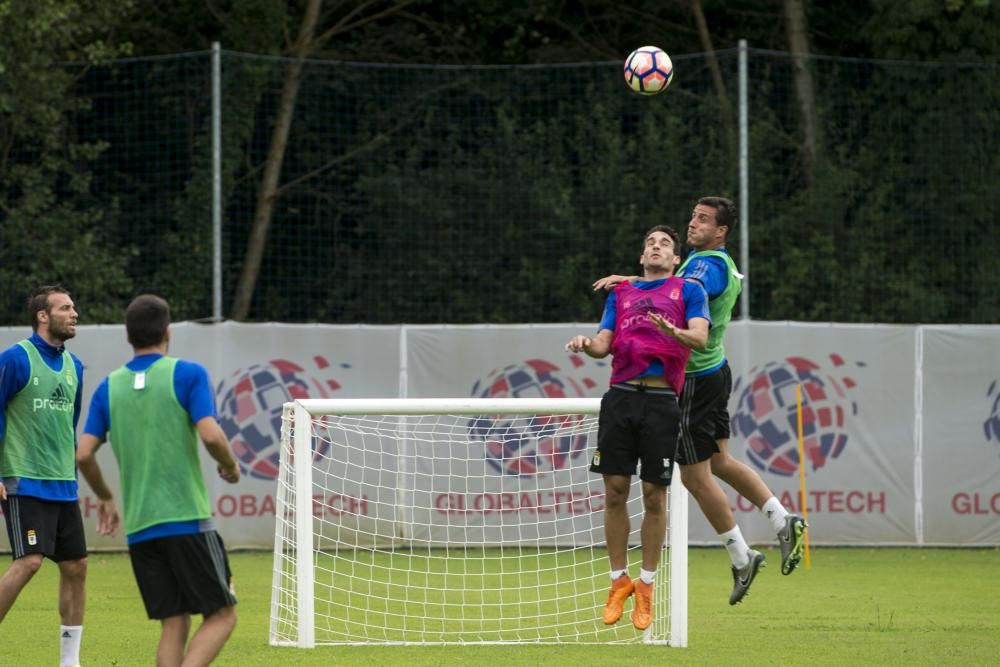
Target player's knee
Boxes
[604,488,628,509]
[207,605,237,634]
[709,454,733,478]
[642,492,666,515]
[14,553,44,577]
[679,463,712,494]
[603,477,630,507]
[58,556,88,581]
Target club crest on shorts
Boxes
[26,529,37,546]
[592,451,601,466]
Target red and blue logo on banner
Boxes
[468,358,593,477]
[985,380,1000,456]
[731,354,862,477]
[216,357,348,480]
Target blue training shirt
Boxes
[0,333,85,501]
[83,353,219,545]
[678,250,731,300]
[598,278,711,379]
[679,248,733,376]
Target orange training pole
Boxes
[795,384,812,570]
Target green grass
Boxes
[4,547,999,666]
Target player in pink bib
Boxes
[566,225,709,631]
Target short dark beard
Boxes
[47,320,76,344]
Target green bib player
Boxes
[77,294,241,666]
[0,286,88,667]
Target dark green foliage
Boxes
[1,1,998,324]
[0,0,135,324]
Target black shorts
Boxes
[128,531,237,619]
[590,384,679,486]
[677,362,733,465]
[1,495,87,562]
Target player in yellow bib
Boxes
[76,294,241,667]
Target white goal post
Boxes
[269,398,688,647]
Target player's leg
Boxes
[600,474,634,624]
[159,614,191,667]
[56,558,86,667]
[710,440,773,508]
[678,370,764,603]
[0,553,44,622]
[679,459,735,533]
[630,389,677,630]
[129,537,190,664]
[712,439,806,573]
[53,499,88,667]
[602,474,631,571]
[0,495,53,622]
[633,481,666,630]
[54,499,88,626]
[705,362,808,574]
[171,531,238,665]
[591,388,637,624]
[183,606,236,667]
[708,361,783,508]
[638,481,667,571]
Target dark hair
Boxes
[27,285,71,330]
[125,294,171,348]
[697,196,737,238]
[642,224,681,253]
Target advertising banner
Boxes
[1,321,997,549]
[921,326,1000,545]
[404,325,614,546]
[0,322,400,550]
[716,322,918,546]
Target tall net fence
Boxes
[8,48,996,324]
[81,53,216,319]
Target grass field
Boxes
[4,547,999,666]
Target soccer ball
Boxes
[624,46,674,95]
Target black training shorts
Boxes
[590,384,679,486]
[1,494,87,561]
[128,530,237,619]
[677,361,733,465]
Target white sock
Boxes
[60,625,82,667]
[610,568,628,581]
[719,526,750,568]
[639,568,655,584]
[762,496,789,533]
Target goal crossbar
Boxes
[293,397,603,415]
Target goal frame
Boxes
[270,397,688,648]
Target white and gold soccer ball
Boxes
[624,46,674,96]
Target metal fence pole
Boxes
[211,42,223,321]
[738,39,750,320]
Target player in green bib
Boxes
[76,294,241,666]
[0,285,88,667]
[595,197,807,604]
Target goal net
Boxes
[269,398,688,647]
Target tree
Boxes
[783,0,818,187]
[0,0,135,323]
[229,0,425,321]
